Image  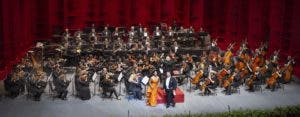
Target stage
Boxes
[1,74,300,117]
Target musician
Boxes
[167,26,174,38]
[74,29,83,44]
[54,74,70,100]
[172,41,179,53]
[101,73,121,100]
[137,24,144,37]
[113,27,120,37]
[210,39,219,52]
[104,38,110,49]
[76,73,91,100]
[128,70,143,100]
[247,67,263,92]
[198,27,207,47]
[153,26,162,38]
[28,71,47,101]
[282,56,295,83]
[143,28,149,39]
[4,70,25,98]
[159,39,166,51]
[62,28,71,47]
[102,26,111,38]
[152,26,161,48]
[129,26,136,39]
[163,71,177,108]
[270,50,280,69]
[88,27,98,44]
[162,56,175,73]
[187,26,194,38]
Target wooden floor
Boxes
[1,74,300,117]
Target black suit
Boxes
[54,79,70,99]
[163,77,177,107]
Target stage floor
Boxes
[1,75,300,117]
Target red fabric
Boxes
[1,0,300,80]
[157,87,184,104]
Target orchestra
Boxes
[2,23,297,109]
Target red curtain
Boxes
[1,0,300,80]
[0,0,36,80]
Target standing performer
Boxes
[146,71,160,106]
[163,71,177,108]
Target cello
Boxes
[223,43,235,66]
[266,68,282,91]
[191,69,204,85]
[282,57,295,83]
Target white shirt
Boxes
[165,77,171,89]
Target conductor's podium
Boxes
[157,87,184,104]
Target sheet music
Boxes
[47,72,53,82]
[92,72,97,81]
[175,46,178,53]
[117,72,123,81]
[159,68,164,74]
[141,76,149,85]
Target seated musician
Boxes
[143,28,149,39]
[137,24,144,37]
[129,26,136,39]
[62,28,70,44]
[247,67,263,92]
[28,71,47,101]
[153,26,162,38]
[4,68,25,98]
[167,26,174,38]
[178,26,186,33]
[54,74,70,100]
[188,26,194,38]
[74,29,83,45]
[127,70,143,100]
[76,73,91,100]
[201,65,217,95]
[88,27,98,44]
[113,27,119,37]
[101,73,121,100]
[210,39,219,52]
[198,27,207,47]
[102,26,111,37]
